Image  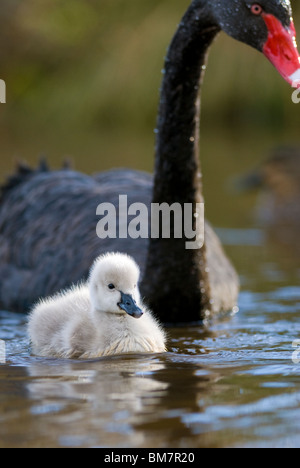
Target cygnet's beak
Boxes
[118,292,143,319]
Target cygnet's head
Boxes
[89,253,143,319]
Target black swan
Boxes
[0,0,299,322]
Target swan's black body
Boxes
[0,0,294,321]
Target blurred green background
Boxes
[0,0,299,228]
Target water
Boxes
[0,229,299,448]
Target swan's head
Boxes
[208,0,300,87]
[89,253,143,319]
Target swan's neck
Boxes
[154,4,218,202]
[141,2,220,323]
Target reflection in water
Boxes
[0,349,220,448]
[26,356,170,448]
[26,354,223,448]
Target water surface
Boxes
[0,229,299,448]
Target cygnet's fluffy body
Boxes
[28,253,166,359]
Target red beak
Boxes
[262,13,300,88]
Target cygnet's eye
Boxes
[108,283,115,290]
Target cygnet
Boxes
[28,253,167,358]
